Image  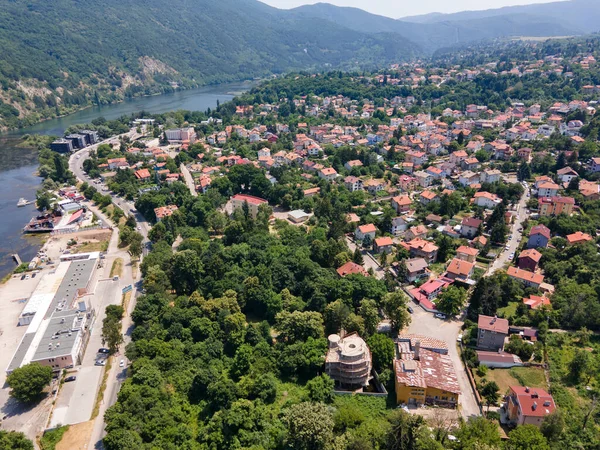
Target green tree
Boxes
[359,299,380,337]
[324,300,350,335]
[306,374,335,403]
[367,333,395,372]
[455,417,502,449]
[385,410,425,450]
[169,250,203,295]
[381,291,410,333]
[435,286,466,316]
[6,363,53,402]
[275,311,324,344]
[102,315,123,354]
[284,402,334,450]
[506,424,550,450]
[0,431,34,450]
[353,248,364,265]
[230,344,253,380]
[540,411,565,442]
[481,381,500,412]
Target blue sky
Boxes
[260,0,563,18]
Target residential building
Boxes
[477,314,509,351]
[364,179,386,195]
[325,333,372,388]
[456,246,478,263]
[404,258,429,283]
[344,176,363,192]
[480,169,502,184]
[566,231,593,245]
[394,339,460,408]
[473,191,502,209]
[459,171,479,187]
[355,223,377,241]
[166,127,197,144]
[374,237,394,254]
[406,238,439,263]
[65,134,87,149]
[518,249,542,272]
[318,167,338,182]
[506,386,557,427]
[414,170,433,188]
[538,196,575,217]
[230,194,268,219]
[461,217,482,238]
[391,217,408,235]
[344,160,363,171]
[556,166,579,184]
[392,195,412,213]
[537,181,560,198]
[446,258,475,281]
[107,158,128,170]
[134,169,151,181]
[477,351,523,369]
[154,205,178,222]
[527,225,551,249]
[50,139,74,153]
[591,157,600,173]
[406,225,428,241]
[337,261,368,277]
[523,295,551,310]
[419,190,439,205]
[507,267,544,289]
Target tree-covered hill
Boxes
[0,0,419,129]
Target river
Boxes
[0,81,253,278]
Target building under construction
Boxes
[325,333,373,388]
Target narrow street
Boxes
[488,187,529,275]
[180,163,198,197]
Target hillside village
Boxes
[12,37,600,449]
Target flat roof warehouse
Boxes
[6,253,99,374]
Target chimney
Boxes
[525,386,530,393]
[414,340,421,360]
[532,402,537,411]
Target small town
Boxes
[2,23,600,450]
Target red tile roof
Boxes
[231,194,268,206]
[478,314,509,334]
[529,224,551,239]
[336,261,368,278]
[518,249,542,263]
[510,386,556,418]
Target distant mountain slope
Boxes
[0,0,420,129]
[401,0,600,34]
[291,2,578,54]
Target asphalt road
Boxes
[488,184,530,275]
[68,135,145,449]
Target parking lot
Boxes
[406,306,481,419]
[50,277,121,427]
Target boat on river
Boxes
[17,198,33,207]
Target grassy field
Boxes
[497,302,518,319]
[476,366,547,395]
[110,258,123,278]
[40,426,69,450]
[76,240,109,253]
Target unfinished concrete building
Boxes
[325,333,373,388]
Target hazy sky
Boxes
[260,0,562,18]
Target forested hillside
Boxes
[0,0,419,130]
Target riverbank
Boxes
[0,80,253,280]
[0,78,258,134]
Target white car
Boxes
[457,334,463,343]
[434,313,446,320]
[509,253,515,260]
[119,359,125,368]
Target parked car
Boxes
[457,334,463,343]
[434,313,446,319]
[25,275,30,280]
[407,306,414,314]
[119,359,125,368]
[95,360,107,366]
[20,275,26,280]
[64,376,77,382]
[98,348,110,354]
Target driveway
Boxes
[406,307,481,419]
